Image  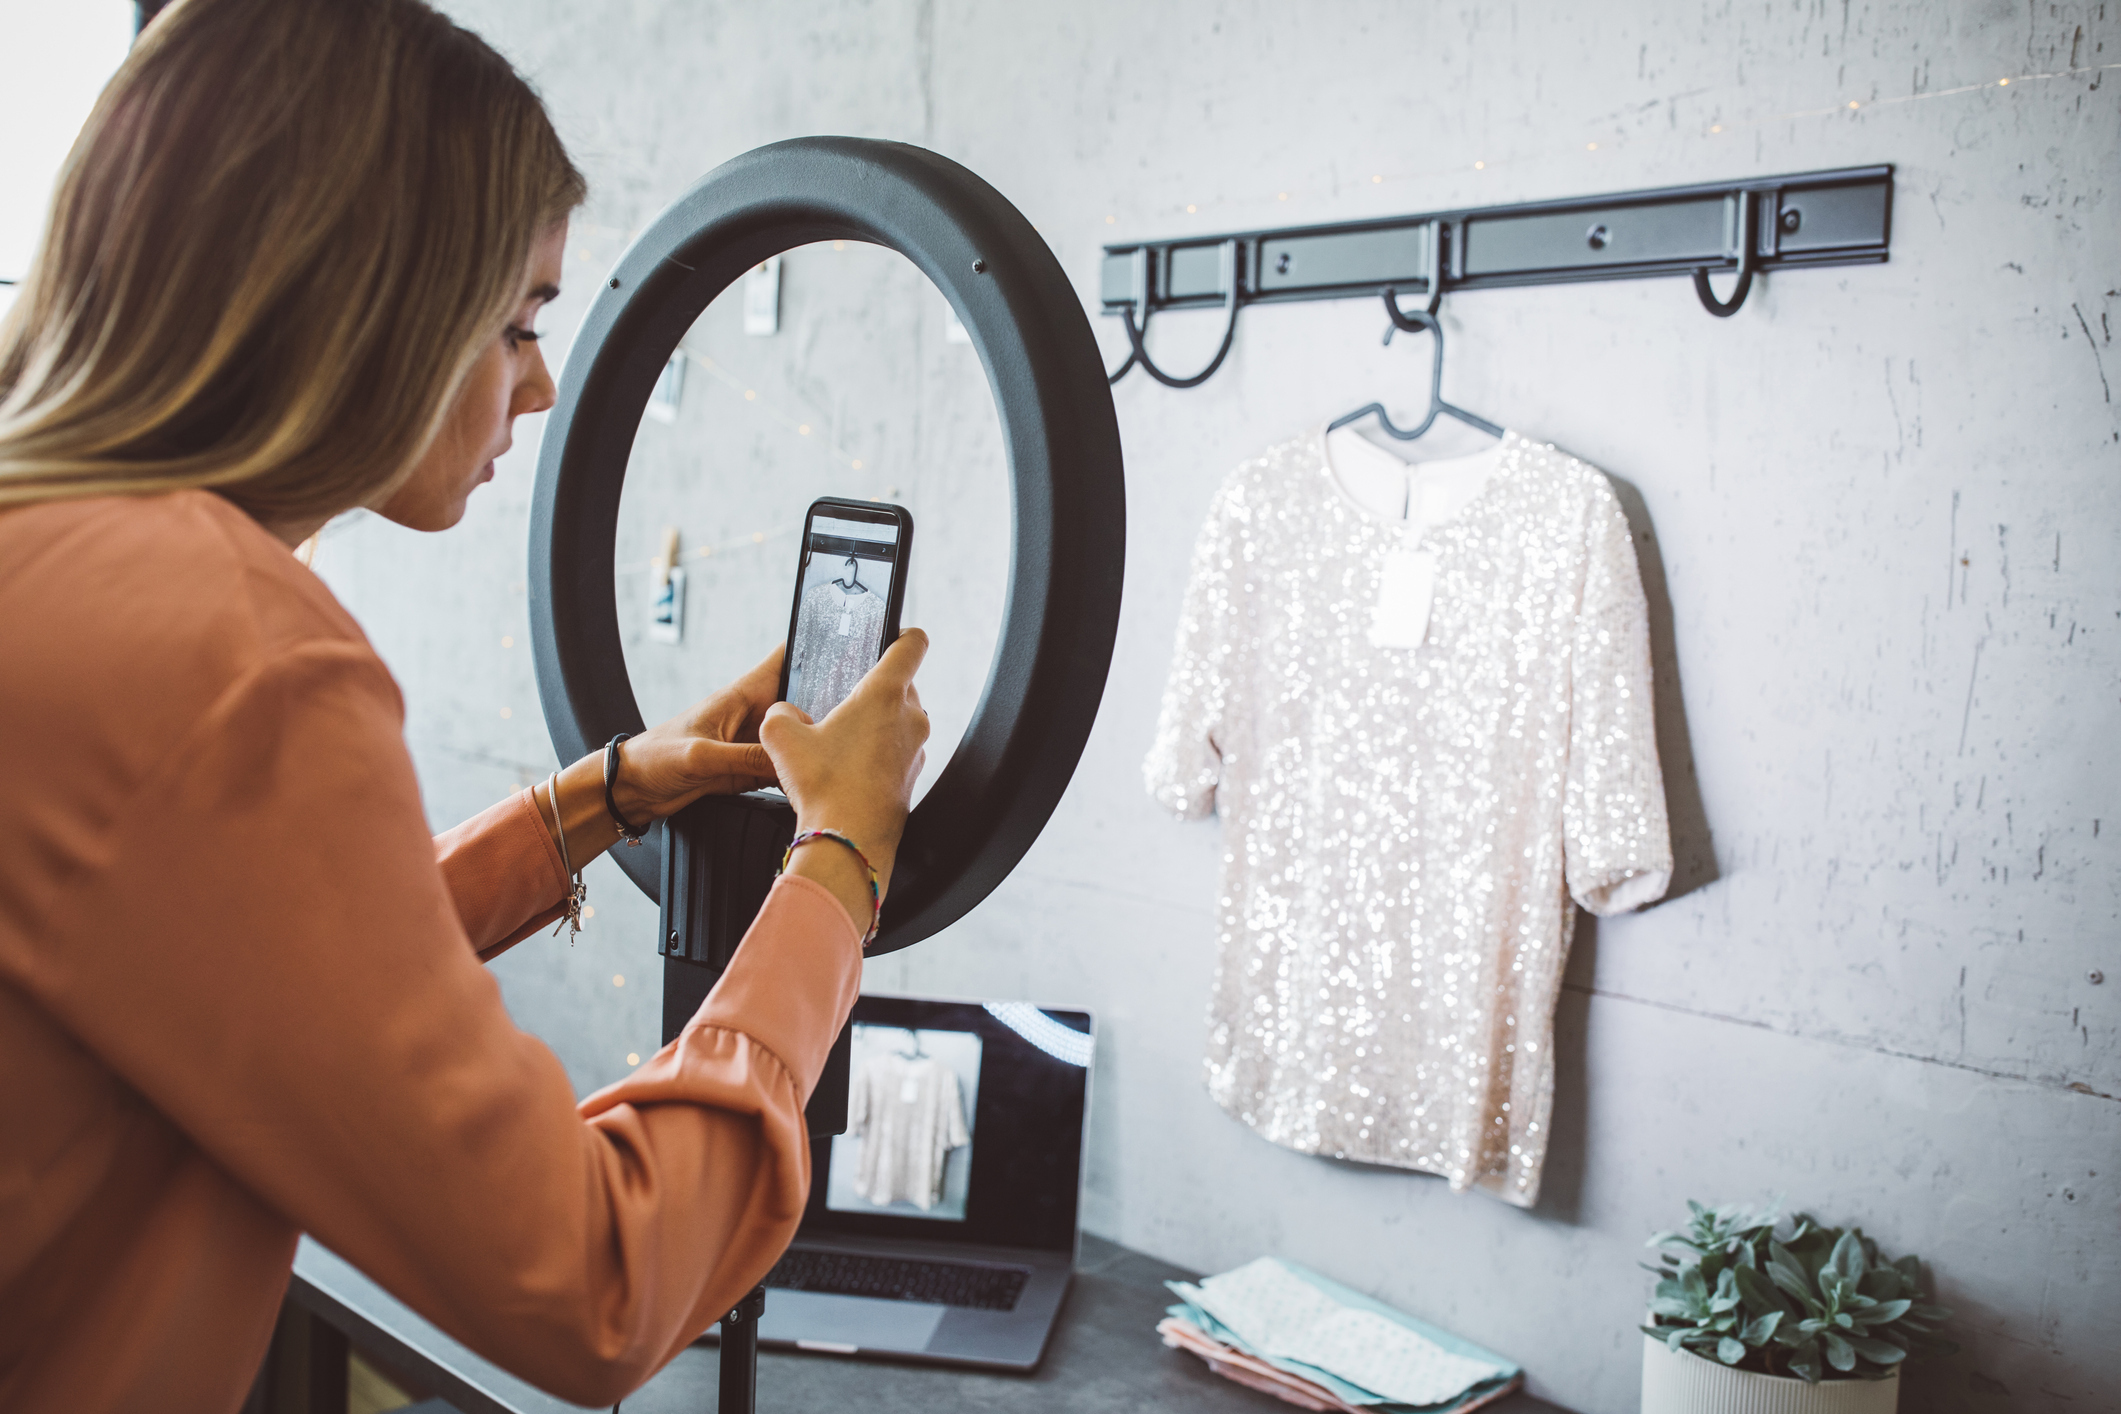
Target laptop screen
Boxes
[799,994,1093,1256]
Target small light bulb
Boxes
[1997,77,2009,85]
[626,1052,641,1066]
[1277,191,1289,200]
[851,458,864,470]
[743,389,756,401]
[1847,100,1860,109]
[1371,174,1383,183]
[499,706,512,719]
[1105,214,1116,223]
[1185,203,1197,213]
[798,423,811,435]
[751,532,765,544]
[582,905,595,920]
[1710,124,1723,133]
[1586,141,1598,151]
[613,974,625,987]
[1473,161,1485,170]
[833,239,847,250]
[500,635,514,648]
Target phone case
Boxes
[776,496,914,709]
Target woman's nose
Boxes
[518,347,558,417]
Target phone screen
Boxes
[781,505,907,720]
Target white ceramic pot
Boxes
[1640,1333,1899,1414]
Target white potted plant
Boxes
[1638,1202,1955,1414]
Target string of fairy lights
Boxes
[573,56,2117,556]
[606,334,904,578]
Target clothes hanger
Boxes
[1327,288,1504,443]
[832,554,868,593]
[895,1028,927,1061]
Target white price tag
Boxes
[838,608,853,635]
[900,1076,922,1103]
[1367,547,1435,649]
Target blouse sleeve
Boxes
[432,789,571,962]
[31,640,861,1406]
[1564,479,1673,916]
[1144,480,1245,819]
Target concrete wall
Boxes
[313,3,2120,1410]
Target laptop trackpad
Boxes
[758,1290,946,1353]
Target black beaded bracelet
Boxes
[604,733,647,846]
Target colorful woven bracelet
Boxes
[779,829,882,944]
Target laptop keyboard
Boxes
[764,1249,1031,1311]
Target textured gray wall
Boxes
[311,3,2120,1410]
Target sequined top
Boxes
[790,578,886,719]
[1145,429,1670,1206]
[847,1055,970,1211]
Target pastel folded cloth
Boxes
[1161,1258,1522,1413]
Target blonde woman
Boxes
[0,1,929,1408]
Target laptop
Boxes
[728,993,1094,1371]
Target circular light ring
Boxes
[528,138,1126,955]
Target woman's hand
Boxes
[759,629,931,926]
[614,645,783,821]
[532,648,783,869]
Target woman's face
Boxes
[376,220,568,531]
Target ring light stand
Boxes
[527,138,1125,1410]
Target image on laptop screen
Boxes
[794,995,1093,1258]
[826,1024,984,1223]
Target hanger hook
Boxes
[1108,239,1243,388]
[1693,189,1759,317]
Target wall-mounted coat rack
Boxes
[1100,164,1892,388]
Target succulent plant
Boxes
[1640,1201,1956,1383]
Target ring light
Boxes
[528,137,1126,968]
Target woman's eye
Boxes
[506,324,542,348]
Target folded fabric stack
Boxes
[1159,1258,1523,1414]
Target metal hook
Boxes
[1692,189,1759,317]
[1108,240,1242,388]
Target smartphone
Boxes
[777,497,914,719]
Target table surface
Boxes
[292,1234,1574,1414]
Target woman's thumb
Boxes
[759,701,814,751]
[702,741,775,783]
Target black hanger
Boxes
[1328,288,1503,442]
[895,1028,927,1061]
[832,554,868,593]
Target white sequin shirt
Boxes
[1145,429,1671,1206]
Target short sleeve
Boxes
[1143,481,1246,819]
[943,1070,969,1150]
[848,1060,871,1137]
[1564,479,1673,915]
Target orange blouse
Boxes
[0,490,861,1412]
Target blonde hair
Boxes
[0,0,585,523]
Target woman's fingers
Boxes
[758,701,815,746]
[759,629,932,893]
[694,741,777,792]
[864,628,929,699]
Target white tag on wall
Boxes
[1367,547,1435,649]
